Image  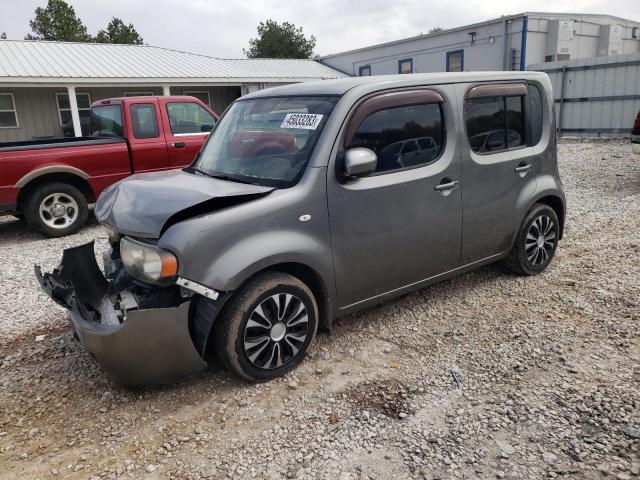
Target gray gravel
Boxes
[0,139,638,479]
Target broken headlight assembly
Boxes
[120,237,178,285]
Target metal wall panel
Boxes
[529,53,640,137]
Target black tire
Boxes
[503,203,559,276]
[212,271,318,382]
[24,182,88,237]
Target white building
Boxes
[319,12,640,76]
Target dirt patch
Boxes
[345,379,414,419]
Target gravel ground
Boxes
[0,140,638,480]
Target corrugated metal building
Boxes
[319,12,640,76]
[528,52,640,137]
[0,40,345,142]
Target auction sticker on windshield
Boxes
[281,113,324,130]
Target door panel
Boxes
[327,87,462,309]
[456,83,537,263]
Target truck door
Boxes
[161,100,217,168]
[327,87,462,309]
[126,100,170,173]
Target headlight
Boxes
[120,237,178,285]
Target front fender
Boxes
[198,230,334,293]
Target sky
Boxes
[1,0,639,58]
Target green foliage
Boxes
[25,0,91,41]
[1,32,6,40]
[95,17,143,45]
[24,1,143,44]
[429,26,443,33]
[245,20,316,59]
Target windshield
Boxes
[194,96,339,187]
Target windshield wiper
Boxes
[208,173,256,185]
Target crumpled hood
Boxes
[95,169,274,238]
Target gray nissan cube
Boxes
[37,72,565,387]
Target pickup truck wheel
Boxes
[24,183,88,237]
[503,204,559,276]
[212,272,318,382]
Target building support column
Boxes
[162,85,171,96]
[67,85,82,138]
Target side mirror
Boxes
[344,147,377,178]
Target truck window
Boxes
[346,103,444,174]
[166,102,216,135]
[130,104,159,139]
[90,105,123,138]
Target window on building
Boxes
[130,104,159,139]
[0,93,18,128]
[359,65,371,76]
[446,50,464,72]
[166,102,216,134]
[124,92,154,97]
[465,94,526,153]
[183,91,211,106]
[398,58,413,74]
[346,103,444,173]
[56,92,91,136]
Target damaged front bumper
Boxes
[35,242,208,388]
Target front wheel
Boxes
[503,204,559,275]
[212,272,318,382]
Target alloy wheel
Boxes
[525,214,556,266]
[38,193,79,229]
[243,293,309,370]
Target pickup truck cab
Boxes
[37,72,566,387]
[0,96,218,236]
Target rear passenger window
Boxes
[465,94,525,153]
[130,104,159,139]
[528,84,543,145]
[346,103,444,173]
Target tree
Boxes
[1,32,6,40]
[95,17,143,45]
[245,20,316,59]
[25,0,91,42]
[429,26,443,33]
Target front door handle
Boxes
[514,163,531,174]
[434,179,459,193]
[174,142,186,149]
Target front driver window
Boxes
[167,102,216,134]
[346,103,444,174]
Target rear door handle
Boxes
[514,163,531,173]
[174,142,186,149]
[434,180,459,192]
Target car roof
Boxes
[242,71,549,99]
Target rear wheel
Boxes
[212,271,318,382]
[24,182,88,237]
[503,203,559,275]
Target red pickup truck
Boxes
[0,96,218,237]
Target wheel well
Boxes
[536,195,565,239]
[263,262,332,332]
[16,173,95,211]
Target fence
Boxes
[528,53,640,138]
